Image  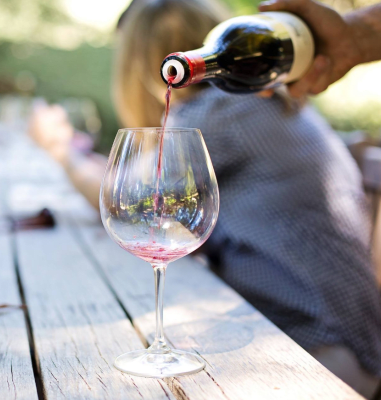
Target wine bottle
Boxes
[160,12,314,93]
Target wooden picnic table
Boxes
[0,125,365,400]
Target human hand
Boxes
[258,0,363,98]
[29,104,74,164]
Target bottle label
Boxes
[262,12,315,83]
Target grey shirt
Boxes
[167,86,381,376]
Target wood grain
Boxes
[3,129,366,399]
[0,233,38,400]
[2,131,175,399]
[74,220,365,400]
[15,221,175,400]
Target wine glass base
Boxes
[114,349,205,378]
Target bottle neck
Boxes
[161,49,218,89]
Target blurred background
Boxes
[0,0,380,152]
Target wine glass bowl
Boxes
[101,128,218,265]
[100,127,219,377]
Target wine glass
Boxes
[100,127,219,378]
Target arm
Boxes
[29,105,105,210]
[258,0,381,98]
[62,151,106,210]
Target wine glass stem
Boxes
[150,263,170,353]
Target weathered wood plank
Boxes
[2,130,176,399]
[0,233,38,400]
[15,221,175,400]
[75,221,364,400]
[3,130,365,399]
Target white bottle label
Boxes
[262,12,315,83]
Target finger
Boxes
[257,89,274,98]
[287,55,330,98]
[51,104,68,119]
[308,64,332,95]
[258,0,285,12]
[258,0,306,13]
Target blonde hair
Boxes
[113,0,229,128]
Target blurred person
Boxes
[29,0,225,209]
[29,104,106,209]
[168,82,381,399]
[259,0,381,98]
[29,0,381,397]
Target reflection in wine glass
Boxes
[100,127,219,378]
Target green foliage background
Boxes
[0,42,117,150]
[0,0,380,151]
[0,0,259,151]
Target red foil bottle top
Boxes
[161,52,206,88]
[180,51,206,86]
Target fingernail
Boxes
[259,0,276,8]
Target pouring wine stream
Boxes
[153,74,175,226]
